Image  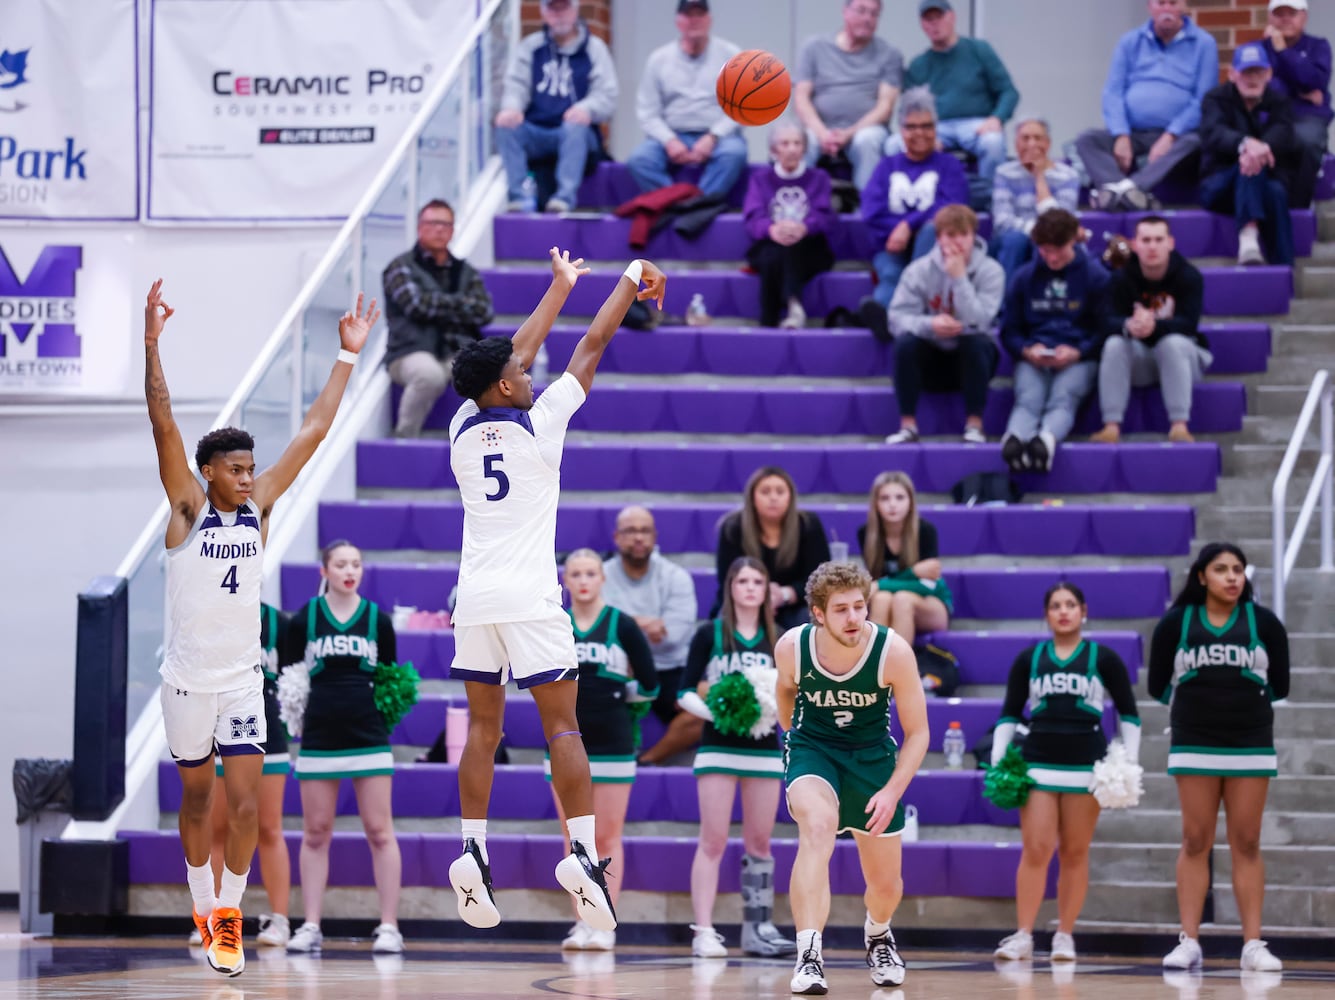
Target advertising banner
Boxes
[148,0,474,222]
[0,0,139,220]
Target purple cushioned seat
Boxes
[915,445,1015,494]
[1091,505,1194,556]
[569,384,667,433]
[729,445,829,493]
[667,386,761,433]
[637,504,697,552]
[801,271,875,317]
[409,504,463,551]
[318,501,412,551]
[1201,266,1291,316]
[946,566,1169,619]
[576,162,643,207]
[1015,446,1119,494]
[396,629,448,681]
[373,563,456,613]
[562,442,637,490]
[792,330,889,378]
[988,506,1090,557]
[635,443,730,492]
[356,439,453,490]
[1318,155,1335,201]
[950,843,1055,897]
[823,444,922,494]
[758,384,859,435]
[1203,323,1270,375]
[554,505,608,553]
[604,328,700,374]
[920,505,992,556]
[281,563,325,608]
[1115,442,1220,494]
[698,329,793,377]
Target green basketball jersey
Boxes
[791,622,894,747]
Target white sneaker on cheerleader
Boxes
[1163,932,1203,969]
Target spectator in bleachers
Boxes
[284,541,404,955]
[743,123,835,330]
[858,471,952,648]
[792,0,903,191]
[494,0,618,213]
[716,467,831,632]
[600,505,704,767]
[679,556,794,959]
[885,204,1004,445]
[999,209,1109,474]
[1091,215,1209,445]
[1076,0,1217,212]
[627,0,747,201]
[1149,543,1289,975]
[1263,0,1331,207]
[990,119,1082,281]
[895,0,1018,199]
[990,582,1140,964]
[555,550,659,952]
[1200,44,1301,267]
[859,87,969,339]
[382,200,495,438]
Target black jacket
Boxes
[1103,250,1208,350]
[381,245,495,367]
[1199,82,1299,181]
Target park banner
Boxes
[0,0,139,220]
[148,0,475,222]
[0,233,135,396]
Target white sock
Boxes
[461,819,489,863]
[865,914,891,939]
[1109,178,1135,194]
[797,928,822,958]
[217,865,248,910]
[566,814,597,859]
[186,861,216,917]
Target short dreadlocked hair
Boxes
[195,427,255,471]
[805,560,874,611]
[452,336,515,401]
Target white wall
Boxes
[0,222,334,893]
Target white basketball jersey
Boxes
[449,372,586,625]
[161,499,265,693]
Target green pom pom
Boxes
[627,699,653,750]
[706,672,762,738]
[984,744,1035,810]
[373,661,421,730]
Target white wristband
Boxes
[336,348,359,367]
[623,260,644,285]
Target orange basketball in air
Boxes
[716,49,791,127]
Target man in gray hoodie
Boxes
[885,203,1005,444]
[494,0,619,212]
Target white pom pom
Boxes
[276,662,311,739]
[1090,740,1144,809]
[744,663,779,740]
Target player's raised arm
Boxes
[566,259,666,394]
[511,247,591,368]
[253,294,381,509]
[143,280,204,522]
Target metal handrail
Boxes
[115,0,510,582]
[1271,369,1335,621]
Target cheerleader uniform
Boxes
[998,639,1140,793]
[681,620,782,779]
[543,606,660,784]
[286,597,397,780]
[215,603,291,778]
[1148,602,1289,777]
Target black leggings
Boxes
[893,334,999,420]
[746,235,835,327]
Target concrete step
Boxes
[1090,843,1335,886]
[1297,264,1335,299]
[1095,808,1335,847]
[1081,880,1334,928]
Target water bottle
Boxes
[533,344,549,383]
[686,293,710,327]
[519,172,538,213]
[943,721,966,770]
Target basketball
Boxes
[716,49,791,127]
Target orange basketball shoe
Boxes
[207,907,245,977]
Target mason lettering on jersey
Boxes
[307,633,379,663]
[1176,642,1265,674]
[1030,670,1106,702]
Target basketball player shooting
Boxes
[444,249,665,933]
[143,279,380,977]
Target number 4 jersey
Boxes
[449,371,586,625]
[161,499,264,693]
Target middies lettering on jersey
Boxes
[199,540,259,560]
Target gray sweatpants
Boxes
[389,350,453,437]
[1075,128,1201,193]
[1005,359,1098,443]
[1098,333,1211,425]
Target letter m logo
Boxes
[0,244,82,359]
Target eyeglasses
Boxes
[901,122,935,132]
[420,219,454,229]
[616,527,655,536]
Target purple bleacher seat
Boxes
[697,328,795,377]
[727,444,829,494]
[1115,442,1221,494]
[561,442,638,490]
[1090,505,1195,556]
[318,501,412,551]
[667,385,762,433]
[604,328,701,374]
[1317,155,1335,201]
[634,443,731,492]
[355,438,454,490]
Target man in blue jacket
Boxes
[1076,0,1218,211]
[1263,0,1331,206]
[999,210,1109,474]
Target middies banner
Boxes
[0,0,139,221]
[148,0,474,223]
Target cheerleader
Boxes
[554,550,660,952]
[680,556,795,959]
[284,541,404,955]
[1149,543,1288,973]
[992,582,1139,963]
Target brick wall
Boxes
[520,1,612,43]
[1192,0,1271,78]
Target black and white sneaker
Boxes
[555,843,617,932]
[791,943,828,995]
[1001,433,1028,472]
[448,838,501,928]
[867,929,907,986]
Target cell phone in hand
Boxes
[1036,346,1057,357]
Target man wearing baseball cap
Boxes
[1199,44,1301,267]
[1262,0,1331,207]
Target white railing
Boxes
[109,0,516,727]
[1271,370,1335,621]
